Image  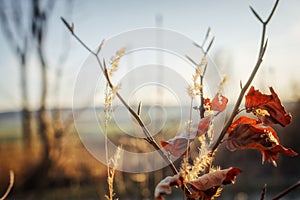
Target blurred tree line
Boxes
[0,0,75,189]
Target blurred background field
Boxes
[1,103,300,199]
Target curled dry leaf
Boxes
[204,94,228,112]
[154,174,182,200]
[226,116,258,134]
[187,167,241,199]
[161,116,212,157]
[227,116,297,166]
[161,134,193,157]
[262,145,298,167]
[245,86,291,126]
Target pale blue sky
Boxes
[0,0,299,111]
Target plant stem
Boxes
[61,21,199,196]
[260,184,267,200]
[199,72,205,119]
[211,41,267,152]
[272,180,300,200]
[60,16,182,177]
[101,59,179,174]
[211,0,280,153]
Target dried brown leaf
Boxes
[154,174,182,200]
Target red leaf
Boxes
[223,167,242,184]
[161,136,191,157]
[245,86,291,126]
[205,94,228,112]
[187,167,241,195]
[154,174,182,200]
[262,145,298,167]
[227,116,297,166]
[211,94,228,112]
[226,116,259,134]
[197,116,213,137]
[161,116,212,157]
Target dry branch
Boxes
[211,0,280,152]
[272,180,300,200]
[0,170,14,200]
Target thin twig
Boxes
[265,0,280,25]
[104,50,178,174]
[191,32,214,119]
[200,37,213,119]
[137,101,142,116]
[104,60,194,197]
[61,18,197,196]
[0,170,14,200]
[260,184,267,200]
[186,55,198,67]
[199,36,213,119]
[105,51,193,192]
[199,63,208,119]
[211,0,279,152]
[60,16,181,175]
[204,37,214,56]
[212,40,268,152]
[201,27,211,47]
[272,180,300,200]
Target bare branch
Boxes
[62,18,180,175]
[251,0,279,53]
[266,0,280,24]
[62,19,200,197]
[202,63,208,77]
[272,180,300,200]
[137,101,142,116]
[210,0,279,153]
[61,17,74,34]
[205,36,214,55]
[201,27,211,47]
[188,29,214,119]
[212,40,268,152]
[193,29,214,55]
[199,65,206,119]
[249,6,263,23]
[193,42,201,49]
[186,55,198,68]
[260,184,267,200]
[96,39,105,55]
